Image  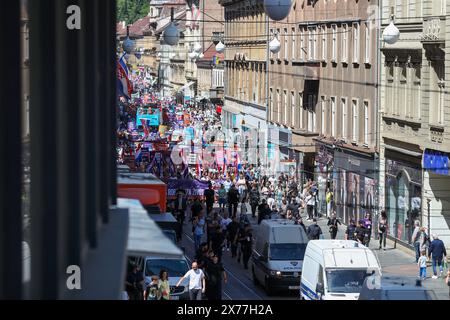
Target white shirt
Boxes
[184,269,205,290]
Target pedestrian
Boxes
[227,216,240,258]
[325,188,333,218]
[193,212,206,251]
[218,184,227,214]
[241,224,253,269]
[417,250,428,280]
[412,220,422,263]
[210,225,225,261]
[307,218,323,240]
[295,216,307,234]
[345,219,357,241]
[204,182,215,216]
[363,213,372,246]
[144,275,160,300]
[355,220,369,245]
[174,188,187,226]
[125,263,144,300]
[270,205,280,219]
[420,227,431,256]
[428,234,447,279]
[378,210,388,250]
[327,213,341,240]
[305,191,315,221]
[240,198,248,216]
[176,261,206,300]
[158,269,171,300]
[205,255,227,300]
[227,184,239,218]
[249,185,260,218]
[191,197,203,221]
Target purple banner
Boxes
[166,178,210,198]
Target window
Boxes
[352,99,358,142]
[342,24,348,63]
[292,27,296,60]
[300,27,305,61]
[269,88,273,121]
[353,22,360,63]
[276,28,281,59]
[364,21,370,63]
[331,97,336,137]
[284,89,288,124]
[307,95,316,132]
[321,96,326,134]
[299,92,303,128]
[284,28,289,60]
[277,89,281,123]
[331,24,337,61]
[270,29,274,59]
[321,25,327,61]
[364,101,369,145]
[341,98,347,139]
[308,27,317,60]
[291,91,296,127]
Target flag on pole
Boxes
[191,3,200,29]
[117,53,132,99]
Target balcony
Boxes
[420,17,445,44]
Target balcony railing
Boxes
[421,17,445,43]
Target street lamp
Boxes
[264,0,293,21]
[215,40,225,53]
[163,8,179,46]
[269,34,281,54]
[382,10,400,45]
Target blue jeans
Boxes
[189,288,202,300]
[419,267,427,279]
[432,257,443,276]
[414,242,421,262]
[194,233,203,251]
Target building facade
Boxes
[379,0,450,249]
[269,0,379,223]
[220,0,268,169]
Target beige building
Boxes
[220,0,268,167]
[379,0,450,249]
[268,0,379,223]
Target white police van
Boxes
[300,240,382,300]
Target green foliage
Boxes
[117,0,150,25]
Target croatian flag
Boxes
[117,53,132,99]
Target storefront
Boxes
[333,148,377,225]
[384,150,422,246]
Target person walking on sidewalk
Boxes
[417,250,428,280]
[412,220,422,263]
[327,213,341,240]
[428,234,447,279]
[176,261,206,300]
[378,210,388,250]
[249,185,260,218]
[305,191,316,221]
[345,219,357,241]
[307,218,323,240]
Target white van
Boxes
[300,240,382,300]
[252,219,309,295]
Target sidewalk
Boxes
[310,216,449,300]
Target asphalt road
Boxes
[179,204,298,301]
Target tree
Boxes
[117,0,150,25]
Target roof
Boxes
[129,16,151,37]
[307,240,363,250]
[117,198,183,259]
[117,21,127,37]
[117,172,166,186]
[203,42,224,60]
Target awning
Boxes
[117,198,183,259]
[117,188,160,206]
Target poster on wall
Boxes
[346,172,360,223]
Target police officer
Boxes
[345,219,357,241]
